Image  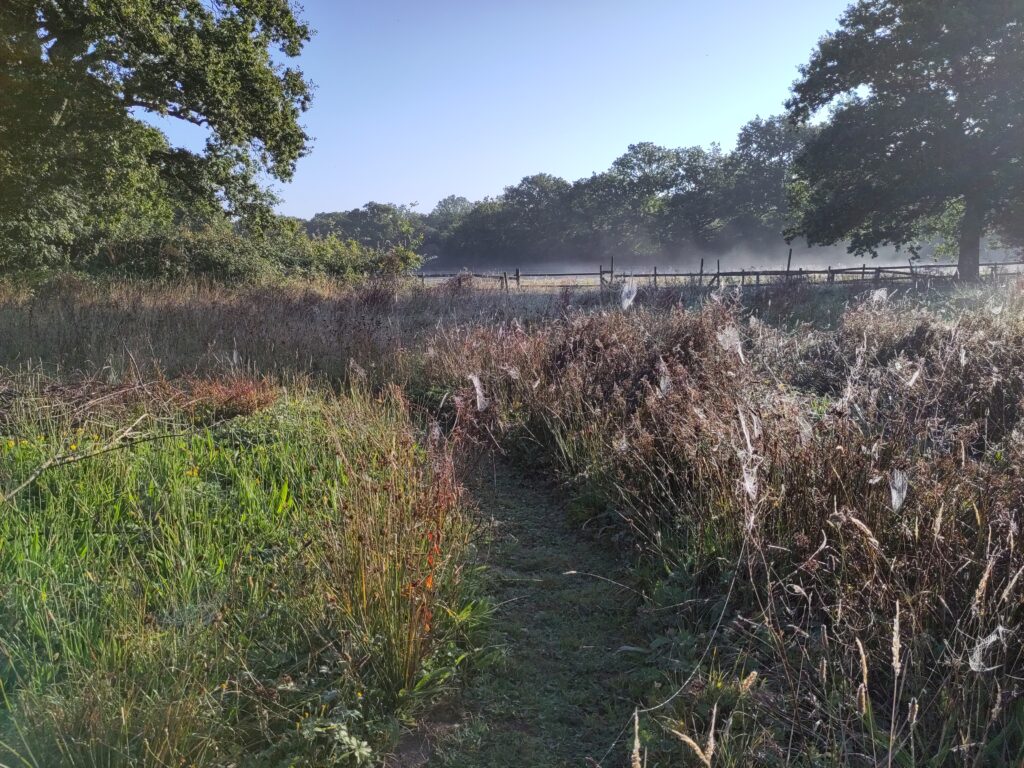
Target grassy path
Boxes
[426,460,642,767]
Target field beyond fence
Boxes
[419,256,1024,290]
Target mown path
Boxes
[424,460,642,767]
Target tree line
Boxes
[302,117,816,272]
[2,1,1022,280]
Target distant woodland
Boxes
[301,95,1024,274]
[304,117,817,272]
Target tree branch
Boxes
[122,98,211,128]
[1,415,226,507]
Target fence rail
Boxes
[417,254,1024,291]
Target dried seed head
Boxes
[848,515,882,553]
[631,710,642,768]
[892,601,902,677]
[855,637,869,690]
[705,704,717,764]
[999,564,1024,606]
[739,670,758,695]
[972,555,996,617]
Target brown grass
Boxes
[0,276,587,382]
[180,373,279,422]
[423,287,1024,765]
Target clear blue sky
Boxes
[160,0,852,218]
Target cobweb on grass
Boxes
[467,374,489,411]
[890,469,909,512]
[620,281,638,311]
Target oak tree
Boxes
[787,0,1024,279]
[1,0,312,265]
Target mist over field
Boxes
[419,240,1021,276]
[424,242,933,275]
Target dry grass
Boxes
[0,275,591,382]
[423,286,1024,766]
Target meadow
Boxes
[0,274,1021,766]
[0,365,476,766]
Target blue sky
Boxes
[159,1,852,218]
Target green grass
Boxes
[0,374,476,767]
[428,463,641,768]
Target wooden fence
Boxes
[418,251,1024,291]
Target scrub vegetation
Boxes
[1,276,1022,766]
[425,284,1024,765]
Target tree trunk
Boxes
[957,192,984,281]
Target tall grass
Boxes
[4,274,1022,765]
[424,288,1024,765]
[0,275,579,382]
[0,371,474,766]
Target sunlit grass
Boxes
[0,373,476,766]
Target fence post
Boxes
[610,256,615,285]
[741,269,745,287]
[861,263,866,282]
[515,267,520,289]
[599,264,604,294]
[716,260,721,287]
[698,258,704,286]
[502,271,509,293]
[786,248,793,282]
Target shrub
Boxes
[66,220,424,282]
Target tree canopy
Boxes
[787,0,1024,279]
[6,1,1021,279]
[0,0,312,267]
